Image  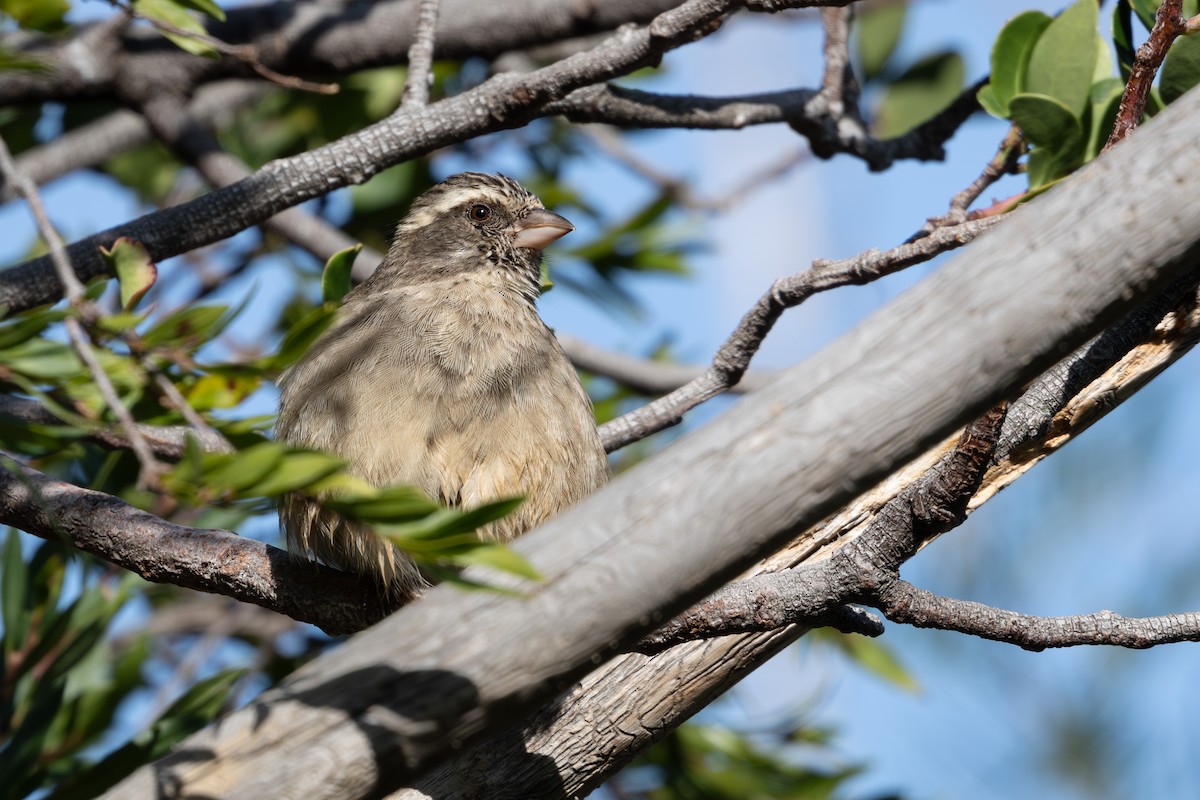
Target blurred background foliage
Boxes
[1,0,1197,797]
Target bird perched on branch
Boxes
[276,173,609,599]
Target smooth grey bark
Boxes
[100,93,1200,800]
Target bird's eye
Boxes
[468,204,491,221]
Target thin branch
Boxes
[0,81,268,203]
[1106,0,1184,151]
[912,123,1024,239]
[599,216,1002,452]
[0,134,163,489]
[557,333,777,395]
[552,76,983,171]
[878,581,1200,651]
[111,0,338,94]
[0,394,232,458]
[402,0,441,107]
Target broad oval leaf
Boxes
[989,10,1053,114]
[873,51,965,139]
[1025,0,1100,116]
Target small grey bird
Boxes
[276,173,609,599]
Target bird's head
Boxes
[378,173,574,297]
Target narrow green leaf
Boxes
[243,451,346,497]
[1025,0,1099,116]
[0,308,68,350]
[324,486,440,522]
[205,441,287,493]
[2,529,29,655]
[101,237,158,311]
[130,0,220,59]
[263,304,338,372]
[321,244,361,304]
[989,10,1053,114]
[451,542,543,581]
[174,0,226,22]
[140,304,228,348]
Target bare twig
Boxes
[912,124,1024,240]
[878,581,1200,651]
[0,81,268,203]
[0,134,163,489]
[0,394,232,458]
[557,333,777,395]
[402,0,441,107]
[1106,0,1184,150]
[599,216,1003,452]
[112,0,339,94]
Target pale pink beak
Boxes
[510,208,574,250]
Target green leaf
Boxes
[976,83,1008,119]
[1113,1,1137,80]
[101,238,158,311]
[131,0,220,59]
[263,304,338,372]
[854,1,906,81]
[1009,92,1084,187]
[205,441,287,493]
[1009,92,1083,150]
[1025,0,1099,116]
[47,669,242,800]
[184,372,262,411]
[452,542,543,581]
[819,630,918,692]
[1085,77,1125,160]
[322,244,361,304]
[174,0,225,22]
[323,485,440,522]
[242,450,346,497]
[0,0,69,32]
[0,337,82,380]
[140,304,230,349]
[2,529,29,655]
[873,51,965,139]
[1160,33,1200,105]
[989,10,1053,114]
[0,307,67,350]
[1130,0,1160,29]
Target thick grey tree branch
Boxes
[98,89,1200,800]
